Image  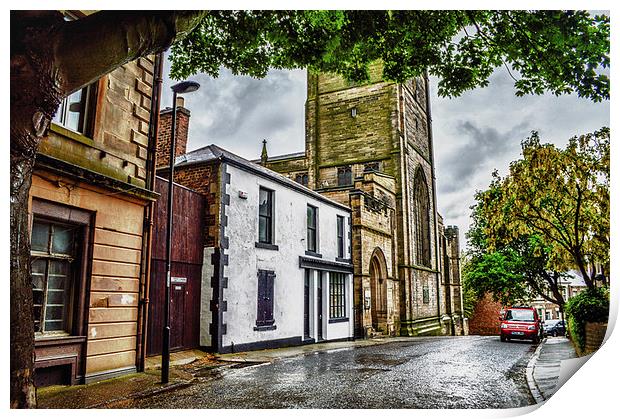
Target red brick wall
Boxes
[156,106,190,167]
[468,293,502,336]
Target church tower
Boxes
[262,62,464,337]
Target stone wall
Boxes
[30,171,147,380]
[40,56,155,187]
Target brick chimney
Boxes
[156,96,191,167]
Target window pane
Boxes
[31,222,49,252]
[307,206,315,228]
[48,275,67,291]
[49,260,69,275]
[259,189,271,216]
[307,229,316,252]
[259,216,268,243]
[44,319,65,332]
[33,306,42,332]
[33,290,44,306]
[31,258,46,277]
[52,225,74,254]
[47,290,66,305]
[45,305,65,321]
[64,89,83,132]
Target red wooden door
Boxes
[147,177,205,356]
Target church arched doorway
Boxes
[369,249,388,333]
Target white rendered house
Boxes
[173,145,354,353]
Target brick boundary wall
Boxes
[468,293,502,336]
[584,322,607,354]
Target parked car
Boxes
[543,320,566,337]
[499,307,543,343]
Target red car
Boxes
[500,307,543,343]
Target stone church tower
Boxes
[261,62,465,337]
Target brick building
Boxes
[259,64,466,337]
[28,46,162,385]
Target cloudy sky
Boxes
[161,54,609,248]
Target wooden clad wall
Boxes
[147,177,205,356]
[30,172,146,376]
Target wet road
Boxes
[127,336,537,409]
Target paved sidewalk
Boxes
[526,336,577,403]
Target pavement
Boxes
[36,335,578,409]
[526,336,577,403]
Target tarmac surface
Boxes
[37,335,579,409]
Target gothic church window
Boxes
[337,166,352,186]
[363,161,381,173]
[294,173,308,187]
[413,168,431,267]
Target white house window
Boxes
[258,187,274,244]
[330,273,346,319]
[31,220,78,334]
[307,205,317,252]
[337,215,345,258]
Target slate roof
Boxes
[249,151,306,163]
[174,145,350,212]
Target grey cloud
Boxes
[436,119,529,194]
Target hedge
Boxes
[564,287,609,353]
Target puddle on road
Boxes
[354,354,408,367]
[229,361,269,369]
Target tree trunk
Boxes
[10,152,38,409]
[10,10,207,408]
[10,11,63,408]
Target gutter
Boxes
[136,52,164,370]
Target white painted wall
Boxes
[217,163,353,349]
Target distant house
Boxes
[531,270,588,320]
[155,110,354,352]
[28,47,161,384]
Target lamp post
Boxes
[162,80,200,383]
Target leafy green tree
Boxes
[10,10,609,407]
[463,249,529,307]
[465,193,569,310]
[479,128,610,289]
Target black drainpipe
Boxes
[136,52,164,370]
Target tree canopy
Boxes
[464,195,569,309]
[169,10,610,101]
[477,128,610,289]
